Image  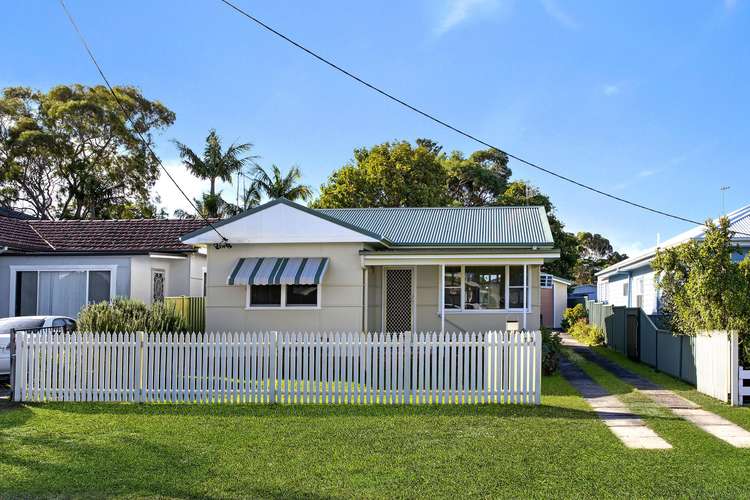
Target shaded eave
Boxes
[179,198,393,246]
[0,249,199,257]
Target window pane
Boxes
[509,266,524,286]
[250,285,282,306]
[38,271,87,318]
[444,287,461,309]
[15,271,38,316]
[89,271,112,304]
[465,266,505,309]
[287,285,318,306]
[444,266,461,287]
[509,288,525,309]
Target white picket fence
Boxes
[12,330,542,405]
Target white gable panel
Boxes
[183,202,381,244]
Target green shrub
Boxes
[541,327,562,375]
[77,298,187,333]
[561,303,588,332]
[568,319,604,346]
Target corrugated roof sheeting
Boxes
[318,206,552,246]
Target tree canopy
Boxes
[0,84,175,219]
[312,138,624,280]
[652,218,750,337]
[572,232,628,284]
[312,139,449,208]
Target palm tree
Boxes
[250,164,312,202]
[172,129,258,197]
[173,191,240,219]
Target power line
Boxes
[217,0,728,230]
[58,0,229,243]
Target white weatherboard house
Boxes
[597,204,750,314]
[181,199,560,333]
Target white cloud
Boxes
[152,160,206,216]
[540,0,579,29]
[602,84,620,96]
[435,0,508,35]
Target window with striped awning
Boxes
[227,257,329,286]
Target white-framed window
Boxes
[246,284,321,309]
[443,265,528,312]
[9,265,117,318]
[540,274,553,288]
[622,282,629,297]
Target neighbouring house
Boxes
[568,283,597,307]
[539,273,572,329]
[180,198,560,333]
[596,203,750,314]
[0,213,208,319]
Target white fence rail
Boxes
[13,331,541,405]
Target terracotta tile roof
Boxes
[0,216,50,252]
[0,216,210,254]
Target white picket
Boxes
[12,329,541,406]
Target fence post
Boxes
[534,330,542,405]
[135,331,144,403]
[10,330,17,401]
[730,332,739,406]
[270,331,278,404]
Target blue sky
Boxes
[2,0,748,255]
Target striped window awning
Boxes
[227,257,330,286]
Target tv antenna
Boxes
[720,186,731,216]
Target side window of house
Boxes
[508,266,526,309]
[622,282,629,297]
[88,270,111,304]
[152,270,165,303]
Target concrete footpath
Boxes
[559,356,671,449]
[562,334,750,448]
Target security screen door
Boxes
[384,268,414,333]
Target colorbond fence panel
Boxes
[13,330,541,405]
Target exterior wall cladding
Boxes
[206,242,542,333]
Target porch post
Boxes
[439,264,445,334]
[523,264,528,331]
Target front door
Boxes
[384,267,415,333]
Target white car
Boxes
[0,316,77,376]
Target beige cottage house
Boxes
[181,199,559,333]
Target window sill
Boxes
[245,306,321,311]
[444,309,529,315]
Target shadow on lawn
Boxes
[0,429,333,499]
[21,400,604,421]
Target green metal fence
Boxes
[585,299,626,354]
[584,300,697,385]
[165,296,205,333]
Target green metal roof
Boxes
[179,199,555,248]
[318,206,554,247]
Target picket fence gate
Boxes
[12,330,542,405]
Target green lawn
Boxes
[1,364,749,498]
